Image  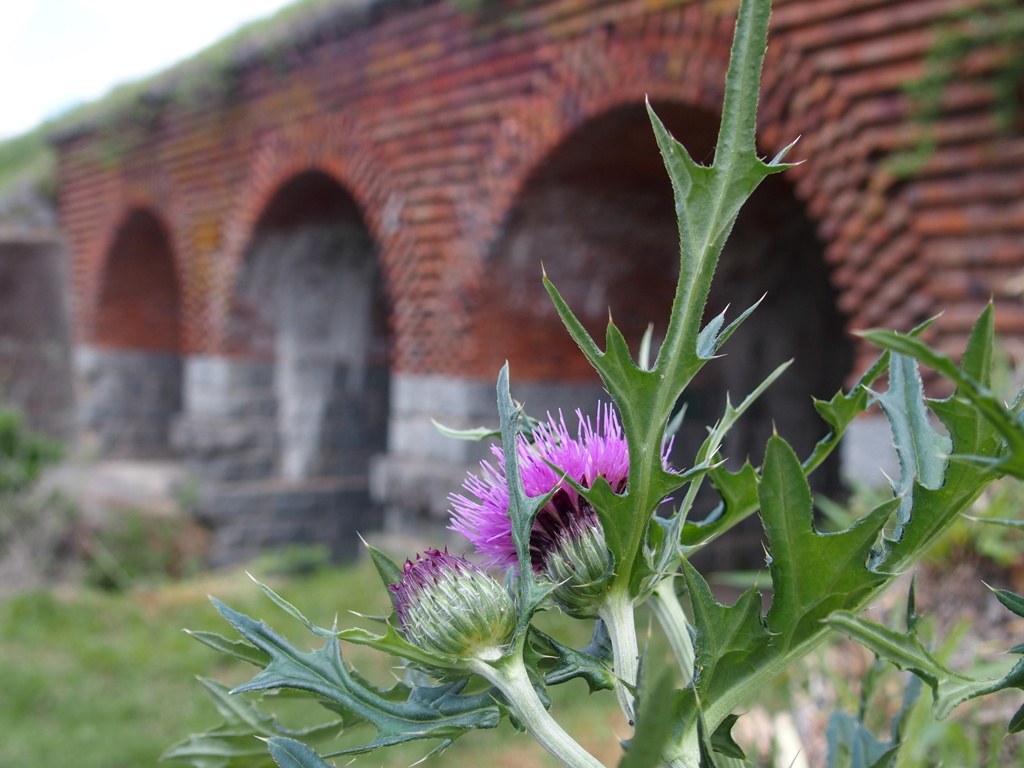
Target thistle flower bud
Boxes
[541,502,613,617]
[390,549,516,661]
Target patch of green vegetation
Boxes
[0,408,63,494]
[0,408,71,586]
[891,0,1024,175]
[909,0,1024,133]
[0,127,56,199]
[0,558,621,768]
[82,508,207,592]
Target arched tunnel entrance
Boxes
[79,209,183,457]
[230,170,391,482]
[183,170,390,565]
[474,103,719,381]
[472,102,853,561]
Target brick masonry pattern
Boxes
[56,0,1024,381]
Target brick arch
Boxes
[79,192,189,459]
[83,181,188,349]
[440,12,734,379]
[459,11,928,379]
[213,113,406,353]
[463,15,884,282]
[454,18,854,497]
[468,33,733,274]
[93,206,184,352]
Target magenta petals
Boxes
[448,403,632,571]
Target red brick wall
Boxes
[56,0,1024,381]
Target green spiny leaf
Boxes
[991,586,1024,620]
[496,363,557,632]
[431,413,542,442]
[869,353,951,530]
[540,0,796,597]
[654,359,794,581]
[161,679,342,768]
[529,625,615,693]
[543,272,606,375]
[212,599,501,755]
[678,557,768,738]
[827,610,1024,721]
[669,360,791,559]
[709,715,746,761]
[364,543,403,610]
[710,297,764,359]
[807,318,938,477]
[966,515,1024,531]
[865,314,1002,574]
[1010,702,1024,734]
[333,623,465,673]
[249,577,336,638]
[806,383,873,476]
[759,435,891,643]
[681,463,759,550]
[266,738,333,768]
[186,629,271,668]
[861,310,1024,479]
[696,310,727,360]
[827,610,1024,724]
[961,303,996,384]
[430,420,501,441]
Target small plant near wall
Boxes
[166,1,1024,765]
[0,408,74,592]
[890,0,1024,176]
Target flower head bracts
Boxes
[389,548,516,661]
[449,403,670,580]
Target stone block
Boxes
[75,345,183,459]
[195,477,382,566]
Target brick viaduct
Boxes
[53,0,1024,561]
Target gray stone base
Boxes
[194,476,380,567]
[371,373,606,530]
[75,345,182,458]
[172,355,278,481]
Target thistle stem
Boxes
[597,588,639,726]
[649,576,695,686]
[469,655,606,768]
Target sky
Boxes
[0,0,300,140]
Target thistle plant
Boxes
[449,404,663,719]
[166,0,1024,766]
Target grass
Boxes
[0,554,625,768]
[4,483,1024,767]
[0,128,55,199]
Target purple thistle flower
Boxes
[389,548,515,660]
[449,403,658,579]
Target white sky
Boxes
[0,0,300,139]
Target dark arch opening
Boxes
[479,101,853,552]
[87,209,183,457]
[475,102,718,382]
[95,209,182,353]
[229,170,390,482]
